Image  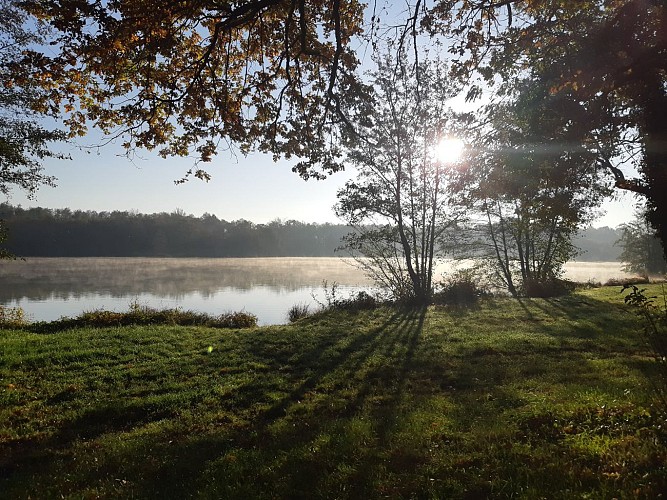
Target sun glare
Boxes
[435,138,465,164]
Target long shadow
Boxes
[5,296,661,498]
[139,307,429,498]
[1,306,430,499]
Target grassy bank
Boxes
[1,286,666,498]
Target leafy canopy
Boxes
[18,0,365,180]
[10,0,667,257]
[1,0,62,198]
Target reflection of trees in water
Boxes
[0,257,373,302]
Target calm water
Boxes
[1,257,634,325]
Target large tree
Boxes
[425,0,667,256]
[617,206,667,276]
[16,0,365,180]
[14,0,666,253]
[1,0,65,257]
[336,51,464,302]
[457,72,612,296]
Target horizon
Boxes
[4,139,638,229]
[1,197,633,230]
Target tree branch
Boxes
[596,156,649,195]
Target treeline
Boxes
[572,226,623,262]
[0,204,350,257]
[0,203,623,260]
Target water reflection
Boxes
[1,258,374,324]
[0,257,373,300]
[1,257,631,325]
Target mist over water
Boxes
[1,257,635,325]
[1,258,373,325]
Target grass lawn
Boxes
[1,286,666,498]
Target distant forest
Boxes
[1,203,623,260]
[0,204,350,257]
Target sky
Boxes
[7,136,356,224]
[4,1,639,229]
[5,135,638,227]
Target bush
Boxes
[576,279,603,289]
[287,303,311,323]
[522,278,576,298]
[211,311,258,329]
[0,305,29,328]
[433,270,488,306]
[29,303,258,333]
[338,291,380,311]
[622,284,667,415]
[315,282,383,313]
[604,276,650,287]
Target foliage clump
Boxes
[314,282,384,313]
[433,269,489,306]
[622,284,667,410]
[521,277,576,298]
[287,303,311,323]
[617,207,667,277]
[0,305,29,328]
[21,303,257,333]
[604,276,650,287]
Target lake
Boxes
[0,257,635,325]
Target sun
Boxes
[435,138,465,164]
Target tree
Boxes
[16,0,366,180]
[459,77,610,296]
[617,206,667,276]
[425,0,667,257]
[335,51,464,302]
[1,0,65,257]
[1,0,63,197]
[14,0,666,255]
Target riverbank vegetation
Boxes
[0,302,257,332]
[2,285,666,498]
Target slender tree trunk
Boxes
[395,151,421,298]
[514,213,528,285]
[426,172,440,295]
[486,202,517,296]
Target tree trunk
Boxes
[642,79,667,263]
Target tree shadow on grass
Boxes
[1,307,429,499]
[144,307,427,499]
[3,299,665,499]
[510,293,646,348]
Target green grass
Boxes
[1,286,666,498]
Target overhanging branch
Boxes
[596,156,649,195]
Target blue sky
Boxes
[5,134,637,227]
[4,1,639,228]
[7,136,356,223]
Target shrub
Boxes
[211,312,258,329]
[0,305,29,328]
[521,277,576,298]
[314,282,383,313]
[622,284,667,414]
[576,279,602,289]
[338,291,380,311]
[605,276,650,287]
[29,304,258,332]
[287,303,311,323]
[433,269,488,306]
